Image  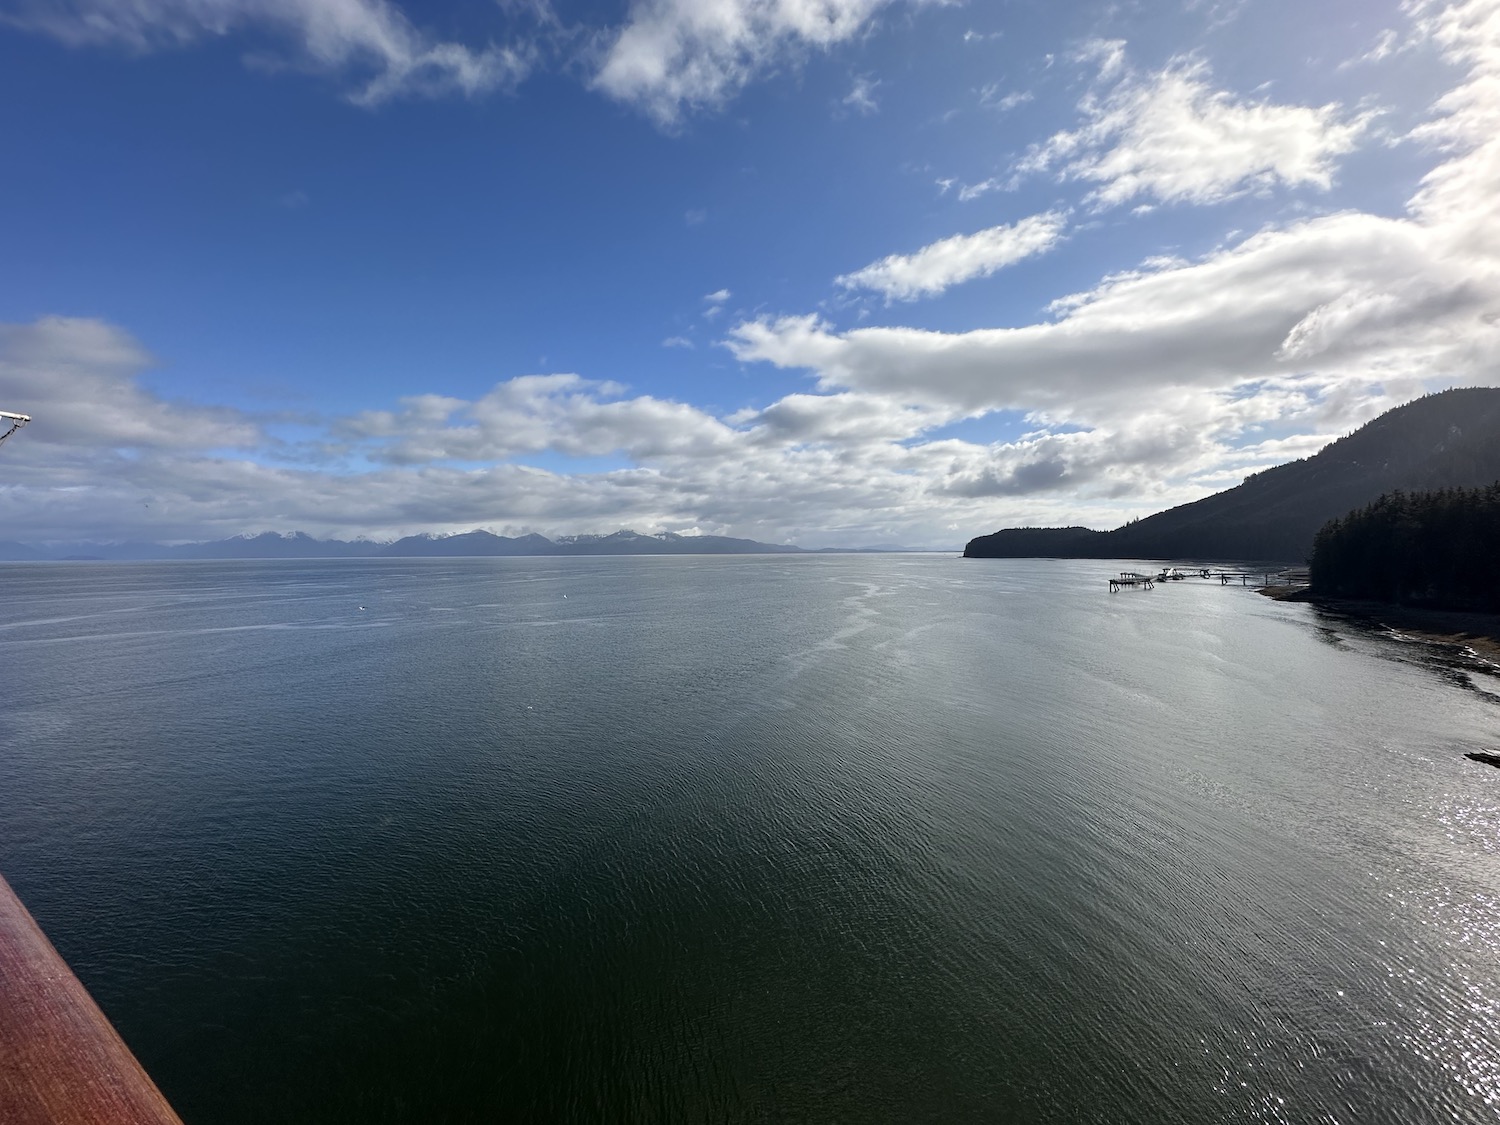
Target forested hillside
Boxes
[1309,484,1500,612]
[966,388,1500,562]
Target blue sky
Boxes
[0,0,1495,547]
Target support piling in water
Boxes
[1107,567,1307,593]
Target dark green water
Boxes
[1,556,1498,1123]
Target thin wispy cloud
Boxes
[1341,28,1403,68]
[701,289,732,320]
[978,84,1033,112]
[1073,37,1127,83]
[836,212,1069,301]
[842,73,881,114]
[1,0,534,104]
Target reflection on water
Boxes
[1307,603,1500,699]
[0,556,1497,1124]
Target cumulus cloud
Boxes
[0,317,998,547]
[1015,53,1376,208]
[1,0,532,104]
[0,316,263,452]
[735,391,953,445]
[340,374,741,465]
[6,1,1497,548]
[727,0,1500,516]
[731,203,1473,417]
[0,308,1418,549]
[591,0,908,126]
[929,408,1282,503]
[835,211,1068,301]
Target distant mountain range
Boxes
[965,387,1500,563]
[0,528,915,562]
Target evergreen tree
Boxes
[1310,482,1500,611]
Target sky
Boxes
[0,0,1496,548]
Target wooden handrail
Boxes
[0,872,183,1124]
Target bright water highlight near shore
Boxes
[2,555,1498,1123]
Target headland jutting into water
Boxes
[964,388,1500,566]
[965,388,1500,686]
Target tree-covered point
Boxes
[1310,483,1500,612]
[966,387,1500,563]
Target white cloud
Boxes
[0,316,263,452]
[1342,28,1403,68]
[1073,37,1126,83]
[836,211,1068,301]
[723,2,1500,516]
[955,177,1004,202]
[1016,54,1376,208]
[978,84,1032,112]
[735,391,954,445]
[0,0,532,104]
[731,203,1472,418]
[591,0,908,126]
[662,335,695,348]
[6,1,1497,549]
[842,73,880,114]
[0,320,988,547]
[1182,0,1251,32]
[702,289,732,319]
[1407,0,1500,152]
[338,373,742,465]
[3,312,1193,548]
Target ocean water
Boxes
[1,555,1498,1124]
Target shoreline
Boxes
[1260,587,1500,667]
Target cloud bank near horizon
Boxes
[1,1,1497,548]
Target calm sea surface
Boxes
[1,555,1498,1123]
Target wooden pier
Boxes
[1107,567,1308,592]
[1210,570,1293,587]
[0,873,183,1125]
